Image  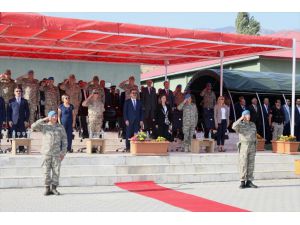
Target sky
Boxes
[42,12,300,31]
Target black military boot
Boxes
[51,185,60,195]
[246,180,258,188]
[44,186,53,196]
[239,181,246,189]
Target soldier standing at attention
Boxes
[16,70,40,125]
[40,77,60,115]
[177,94,198,152]
[232,110,258,189]
[31,111,67,196]
[0,69,17,105]
[60,74,81,116]
[119,75,139,100]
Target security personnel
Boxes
[177,94,198,152]
[40,77,60,115]
[232,110,258,189]
[31,111,67,196]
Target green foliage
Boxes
[235,12,260,35]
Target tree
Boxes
[235,12,261,35]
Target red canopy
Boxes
[0,12,293,65]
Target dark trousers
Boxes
[156,123,173,142]
[203,108,214,138]
[217,119,227,146]
[295,125,300,142]
[283,122,291,136]
[125,120,140,149]
[264,121,272,144]
[79,116,89,138]
[62,121,73,151]
[143,109,155,131]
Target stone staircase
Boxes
[0,152,299,188]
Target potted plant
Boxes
[284,135,300,155]
[130,132,169,156]
[271,135,286,153]
[256,134,265,151]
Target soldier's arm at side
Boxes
[232,116,244,133]
[31,118,47,132]
[194,104,198,127]
[60,126,68,156]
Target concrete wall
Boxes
[0,58,141,87]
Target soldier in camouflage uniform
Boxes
[87,76,105,104]
[119,75,140,100]
[82,89,105,137]
[0,69,16,104]
[177,94,198,152]
[40,77,60,115]
[232,110,258,189]
[59,74,81,116]
[16,70,40,124]
[31,111,67,196]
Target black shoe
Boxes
[44,186,53,196]
[246,180,258,188]
[239,181,246,189]
[51,185,60,195]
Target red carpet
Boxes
[115,181,249,212]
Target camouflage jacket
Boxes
[16,78,40,105]
[119,82,139,100]
[0,78,16,103]
[31,119,67,156]
[177,102,198,127]
[232,118,257,142]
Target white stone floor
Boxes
[1,179,300,212]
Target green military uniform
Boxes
[178,101,198,152]
[119,82,139,100]
[232,117,257,183]
[17,78,40,124]
[0,77,16,104]
[31,118,67,187]
[40,85,60,115]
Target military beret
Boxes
[48,77,54,80]
[184,94,191,100]
[242,110,250,116]
[48,111,57,117]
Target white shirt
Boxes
[16,97,21,104]
[284,104,290,119]
[221,107,226,119]
[264,104,268,113]
[163,105,167,113]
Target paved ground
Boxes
[1,179,300,212]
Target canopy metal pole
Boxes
[220,51,224,96]
[256,92,265,139]
[227,89,236,121]
[291,38,296,136]
[164,60,169,81]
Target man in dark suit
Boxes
[0,96,6,138]
[7,87,30,152]
[142,80,157,132]
[295,99,300,141]
[100,80,111,130]
[107,85,120,130]
[283,99,291,136]
[235,96,247,119]
[158,80,175,109]
[262,98,271,144]
[123,89,144,152]
[78,80,89,138]
[248,97,262,136]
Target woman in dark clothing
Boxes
[154,94,173,141]
[58,94,76,153]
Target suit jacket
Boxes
[234,103,247,119]
[295,107,300,127]
[123,99,143,123]
[78,89,88,116]
[262,104,270,120]
[0,97,6,124]
[8,97,30,124]
[282,104,291,124]
[142,86,157,112]
[159,89,175,108]
[248,104,261,125]
[155,104,172,126]
[104,87,111,108]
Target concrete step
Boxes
[0,153,298,167]
[0,162,294,177]
[0,170,298,188]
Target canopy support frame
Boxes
[291,38,297,136]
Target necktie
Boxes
[166,89,169,95]
[133,100,136,109]
[148,87,151,95]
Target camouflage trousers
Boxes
[45,104,58,115]
[238,141,256,181]
[88,116,103,134]
[43,155,61,186]
[29,103,38,125]
[182,125,194,152]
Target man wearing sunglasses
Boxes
[123,89,144,152]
